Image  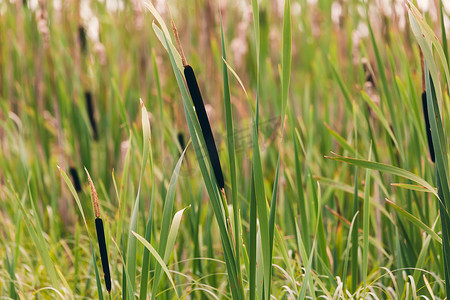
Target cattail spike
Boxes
[85,167,112,292]
[166,0,187,66]
[85,91,99,141]
[184,65,225,190]
[69,167,82,192]
[165,1,225,189]
[78,25,87,54]
[85,167,100,218]
[420,48,435,163]
[421,85,436,163]
[95,218,111,293]
[177,132,185,152]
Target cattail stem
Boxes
[220,188,235,243]
[177,132,185,152]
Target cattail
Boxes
[85,168,111,293]
[421,86,435,162]
[177,132,185,152]
[85,91,99,141]
[169,11,225,191]
[420,49,435,162]
[78,25,87,54]
[36,0,50,47]
[183,65,225,189]
[69,167,82,192]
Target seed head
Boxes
[85,167,100,218]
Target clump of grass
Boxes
[85,168,111,294]
[4,0,450,298]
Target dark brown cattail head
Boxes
[177,132,185,152]
[69,167,82,192]
[95,218,111,292]
[167,4,225,190]
[419,48,435,163]
[85,167,111,293]
[78,25,87,54]
[84,91,98,141]
[184,65,225,190]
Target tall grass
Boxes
[0,0,450,299]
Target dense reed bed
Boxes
[1,0,450,299]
